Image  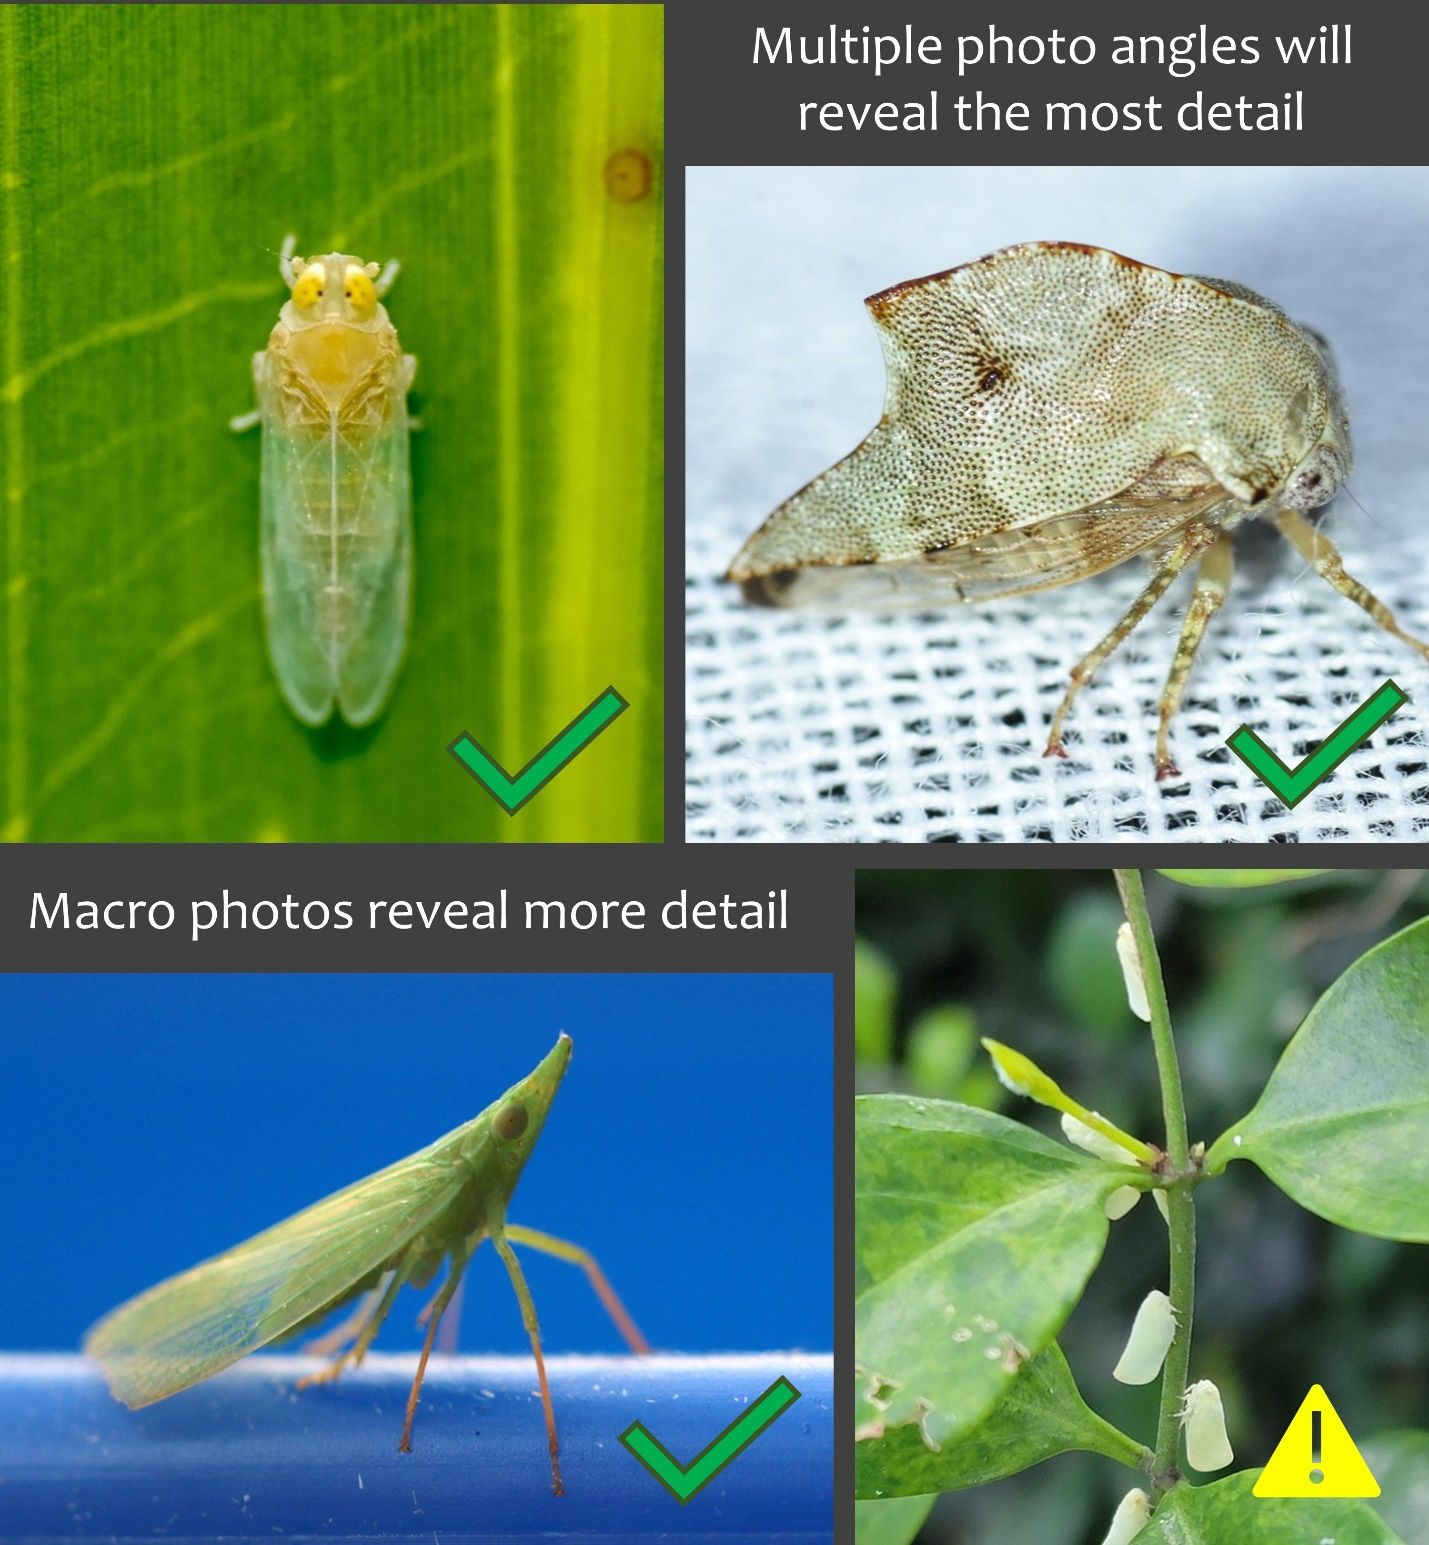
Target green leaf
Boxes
[1363,1431,1429,1543]
[1206,917,1429,1241]
[855,1496,935,1545]
[856,938,898,1066]
[1,5,662,841]
[906,1006,977,1096]
[1157,871,1327,887]
[1137,1471,1405,1542]
[856,1343,1144,1499]
[855,1096,1142,1472]
[1045,890,1137,1040]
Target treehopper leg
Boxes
[1275,510,1429,658]
[1044,522,1218,760]
[1155,534,1234,781]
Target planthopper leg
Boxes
[229,355,267,433]
[399,1249,469,1455]
[505,1223,651,1355]
[1275,509,1429,658]
[493,1231,565,1498]
[278,234,300,288]
[1044,522,1217,763]
[298,1264,409,1389]
[1154,533,1234,781]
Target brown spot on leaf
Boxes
[604,148,653,203]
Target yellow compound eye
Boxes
[344,265,377,318]
[291,268,324,309]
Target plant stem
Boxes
[1086,1411,1158,1477]
[1114,869,1195,1488]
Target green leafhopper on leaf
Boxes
[231,235,417,727]
[84,1035,648,1496]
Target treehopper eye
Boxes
[726,241,1429,778]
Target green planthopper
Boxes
[84,1034,648,1495]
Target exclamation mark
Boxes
[1309,1407,1324,1484]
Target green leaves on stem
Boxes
[1207,916,1429,1242]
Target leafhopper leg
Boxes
[1275,510,1429,658]
[302,1272,393,1359]
[414,1273,466,1353]
[505,1223,651,1354]
[399,1250,469,1455]
[298,1264,408,1389]
[1155,534,1234,781]
[493,1231,565,1497]
[1044,522,1217,761]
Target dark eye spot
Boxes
[977,368,1003,392]
[495,1102,528,1141]
[1302,472,1321,489]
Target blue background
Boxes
[0,974,832,1355]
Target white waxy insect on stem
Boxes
[1104,1185,1141,1221]
[1114,1289,1178,1385]
[232,234,418,727]
[1115,921,1152,1021]
[1098,1487,1153,1545]
[1181,1379,1234,1472]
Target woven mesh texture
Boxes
[685,166,1429,844]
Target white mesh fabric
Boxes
[684,165,1429,844]
[687,514,1429,843]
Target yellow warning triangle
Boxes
[1253,1384,1380,1498]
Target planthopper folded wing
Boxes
[84,1145,466,1408]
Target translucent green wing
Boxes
[85,1140,469,1408]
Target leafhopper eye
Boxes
[495,1102,529,1141]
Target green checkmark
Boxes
[1226,678,1407,807]
[619,1375,801,1503]
[447,687,628,814]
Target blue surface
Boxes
[0,974,832,1356]
[0,1352,833,1540]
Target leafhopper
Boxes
[728,242,1429,777]
[84,1035,648,1496]
[232,235,416,728]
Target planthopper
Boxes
[84,1034,649,1496]
[232,235,417,728]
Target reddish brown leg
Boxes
[399,1254,468,1454]
[505,1223,651,1355]
[494,1232,565,1497]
